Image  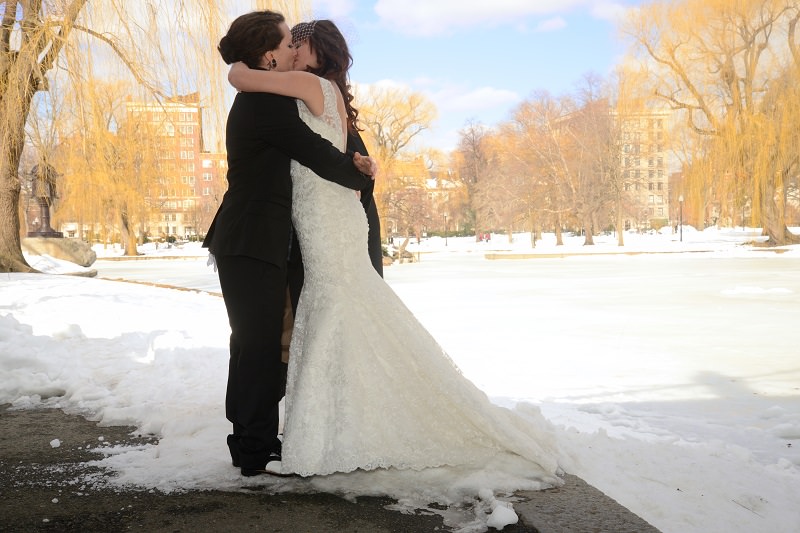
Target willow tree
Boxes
[1,0,306,272]
[625,0,800,245]
[53,80,165,255]
[1,1,85,272]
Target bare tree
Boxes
[454,121,493,239]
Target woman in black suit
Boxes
[203,10,374,477]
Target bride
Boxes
[228,19,562,488]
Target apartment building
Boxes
[125,92,226,241]
[620,111,672,230]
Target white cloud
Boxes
[590,1,632,22]
[419,83,520,151]
[360,78,520,114]
[354,78,519,151]
[429,85,520,113]
[534,16,567,32]
[313,0,357,19]
[373,0,597,36]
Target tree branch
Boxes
[72,23,169,100]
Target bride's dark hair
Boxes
[292,20,362,133]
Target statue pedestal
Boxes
[27,230,64,238]
[28,198,62,238]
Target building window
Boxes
[657,182,663,190]
[648,182,654,191]
[649,195,655,204]
[180,150,194,160]
[203,187,211,196]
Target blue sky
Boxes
[304,0,647,152]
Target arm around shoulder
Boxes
[229,63,323,115]
[252,96,371,190]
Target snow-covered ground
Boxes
[3,226,799,532]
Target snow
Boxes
[2,226,799,533]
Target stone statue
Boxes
[28,163,63,238]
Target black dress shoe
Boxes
[241,452,294,477]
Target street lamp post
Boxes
[443,213,448,246]
[678,195,684,242]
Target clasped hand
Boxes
[353,152,378,178]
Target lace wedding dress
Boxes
[283,78,560,487]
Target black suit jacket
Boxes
[203,92,370,267]
[347,132,383,277]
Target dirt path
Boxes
[0,405,537,532]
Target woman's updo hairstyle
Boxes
[218,10,285,68]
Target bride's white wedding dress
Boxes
[283,78,560,487]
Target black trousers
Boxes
[215,254,287,469]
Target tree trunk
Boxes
[582,212,595,246]
[121,211,139,256]
[616,193,625,246]
[760,178,800,245]
[0,168,33,272]
[397,236,410,263]
[555,213,564,246]
[0,71,36,272]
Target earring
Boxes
[270,58,277,69]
